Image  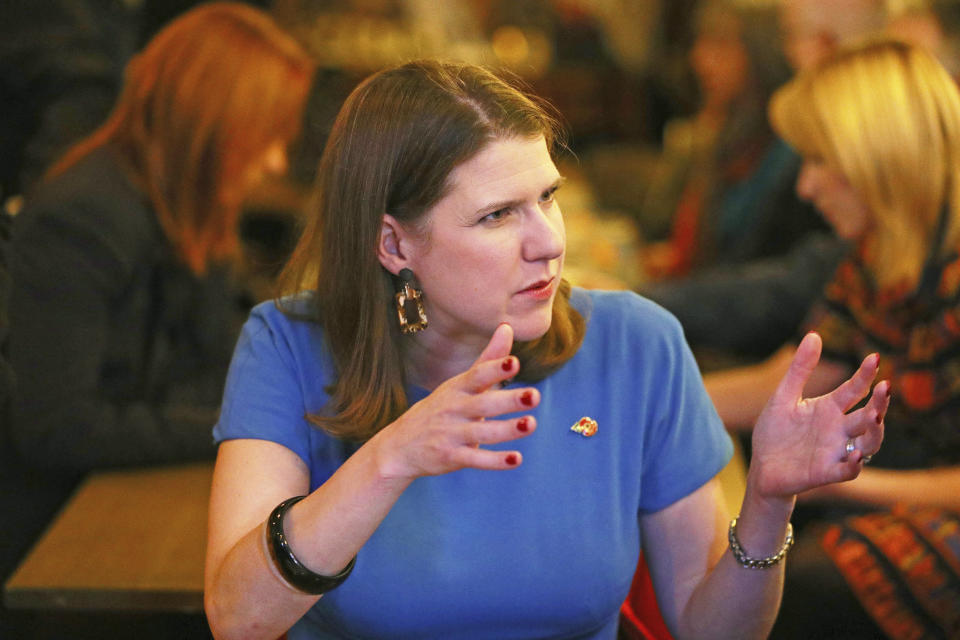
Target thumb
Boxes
[474,322,514,366]
[773,332,822,403]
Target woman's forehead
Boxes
[445,136,558,199]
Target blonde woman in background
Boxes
[703,40,960,639]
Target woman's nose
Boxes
[523,205,565,262]
[265,144,289,176]
[795,162,819,201]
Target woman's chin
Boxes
[509,315,553,343]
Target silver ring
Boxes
[862,454,873,464]
[845,438,856,458]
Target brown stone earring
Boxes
[395,268,428,334]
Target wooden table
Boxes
[4,462,213,613]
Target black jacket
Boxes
[7,145,246,472]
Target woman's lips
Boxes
[517,277,556,300]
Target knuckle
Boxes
[438,447,461,469]
[466,363,486,385]
[465,421,487,444]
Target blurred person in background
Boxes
[641,0,887,361]
[705,40,960,639]
[0,0,136,208]
[640,0,816,280]
[1,3,313,637]
[0,0,272,211]
[779,0,887,69]
[887,0,960,78]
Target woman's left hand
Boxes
[748,332,890,500]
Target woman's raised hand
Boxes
[748,332,890,500]
[372,323,538,480]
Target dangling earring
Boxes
[395,268,428,334]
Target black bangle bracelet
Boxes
[266,496,356,595]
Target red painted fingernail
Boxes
[520,391,534,407]
[505,453,518,465]
[885,384,891,398]
[502,357,513,372]
[517,417,530,432]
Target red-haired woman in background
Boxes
[1,5,313,634]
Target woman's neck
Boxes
[401,329,490,391]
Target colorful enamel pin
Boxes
[570,416,598,437]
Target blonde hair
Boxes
[770,38,960,289]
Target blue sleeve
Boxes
[213,302,316,468]
[605,293,733,513]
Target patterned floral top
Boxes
[803,250,960,468]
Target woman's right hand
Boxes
[371,323,538,480]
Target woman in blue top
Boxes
[204,59,889,640]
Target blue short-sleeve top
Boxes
[214,287,732,639]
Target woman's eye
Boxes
[481,208,509,224]
[540,185,560,204]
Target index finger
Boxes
[771,332,822,403]
[474,323,514,366]
[461,323,516,393]
[829,352,880,413]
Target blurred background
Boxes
[4,1,960,637]
[0,0,783,295]
[7,0,954,296]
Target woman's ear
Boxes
[377,214,409,274]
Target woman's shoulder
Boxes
[23,148,147,220]
[249,292,317,325]
[565,287,691,377]
[242,292,326,355]
[572,286,684,336]
[15,147,159,264]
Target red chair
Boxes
[619,553,674,640]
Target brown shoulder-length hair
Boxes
[278,59,586,441]
[47,2,315,274]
